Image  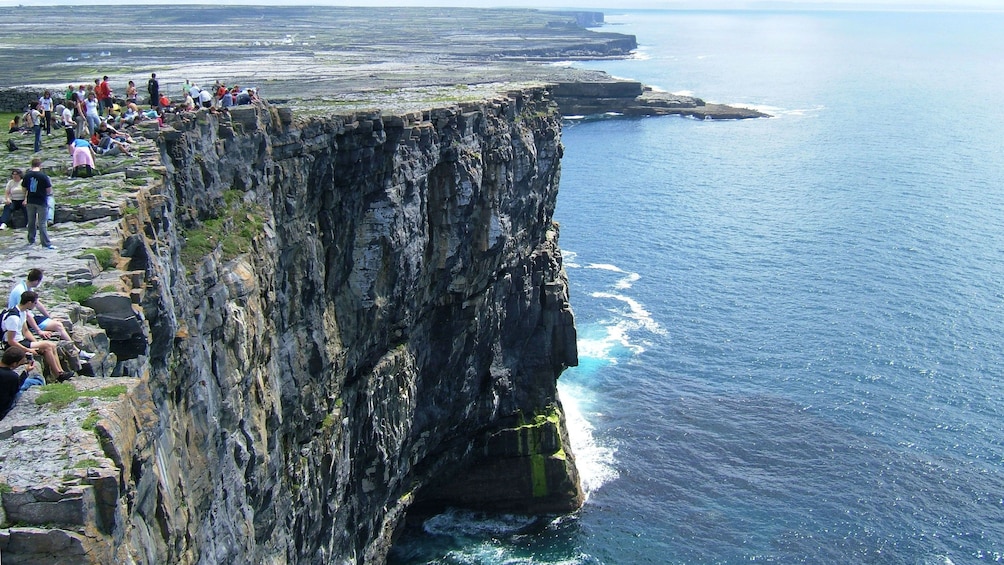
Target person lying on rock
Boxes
[0,347,45,421]
[2,291,75,382]
[8,269,95,360]
[0,168,26,230]
[95,136,131,157]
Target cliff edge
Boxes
[1,91,581,564]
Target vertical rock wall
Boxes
[111,90,581,564]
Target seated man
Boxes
[8,268,94,359]
[2,291,74,382]
[0,348,45,421]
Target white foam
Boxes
[591,291,666,336]
[422,508,538,537]
[562,249,580,269]
[586,263,624,273]
[614,273,640,290]
[630,49,651,61]
[673,90,695,97]
[585,262,640,289]
[752,104,826,118]
[559,381,619,499]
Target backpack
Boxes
[1,307,21,350]
[5,138,16,152]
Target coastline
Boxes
[0,5,765,120]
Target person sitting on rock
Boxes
[2,291,74,382]
[0,168,26,230]
[8,269,94,360]
[121,102,143,125]
[0,347,45,421]
[8,114,22,133]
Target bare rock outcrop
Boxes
[0,90,578,564]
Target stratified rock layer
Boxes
[75,92,581,564]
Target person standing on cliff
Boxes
[20,157,54,249]
[96,76,113,117]
[147,73,159,109]
[38,90,54,135]
[27,103,42,153]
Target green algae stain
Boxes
[531,453,548,497]
[510,405,568,497]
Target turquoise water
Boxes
[389,9,1004,564]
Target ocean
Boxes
[388,8,1004,564]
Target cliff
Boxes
[551,79,769,119]
[1,90,581,563]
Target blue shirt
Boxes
[7,280,27,310]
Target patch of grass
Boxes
[35,383,128,410]
[81,411,100,430]
[321,413,336,431]
[179,191,265,270]
[81,247,115,270]
[34,383,79,410]
[72,458,101,469]
[67,284,98,304]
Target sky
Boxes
[0,0,1000,8]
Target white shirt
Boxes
[2,307,27,344]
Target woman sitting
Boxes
[0,169,26,230]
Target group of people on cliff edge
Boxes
[1,268,98,420]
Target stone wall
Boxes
[91,92,581,563]
[0,87,48,113]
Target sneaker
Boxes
[0,223,6,230]
[57,370,75,382]
[78,349,96,360]
[44,244,56,249]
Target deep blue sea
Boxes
[389,9,1004,564]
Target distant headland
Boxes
[1,5,766,119]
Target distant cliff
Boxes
[92,91,581,563]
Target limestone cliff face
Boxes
[112,91,581,564]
